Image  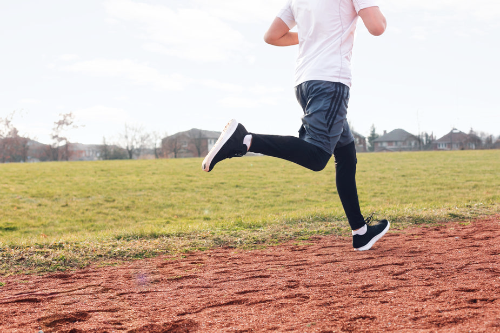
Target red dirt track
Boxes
[1,216,500,332]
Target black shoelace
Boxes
[364,213,375,225]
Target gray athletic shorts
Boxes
[295,80,354,155]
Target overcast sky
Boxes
[1,0,499,145]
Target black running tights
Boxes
[249,134,365,230]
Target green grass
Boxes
[1,150,499,274]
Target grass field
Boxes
[1,150,499,274]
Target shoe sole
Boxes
[202,119,238,172]
[354,221,390,251]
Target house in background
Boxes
[162,128,220,158]
[352,130,367,152]
[26,142,129,162]
[433,129,482,150]
[163,128,369,158]
[69,143,102,161]
[373,129,420,152]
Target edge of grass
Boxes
[1,202,498,276]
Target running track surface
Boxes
[1,216,499,332]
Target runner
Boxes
[202,0,389,251]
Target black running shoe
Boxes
[353,217,390,251]
[202,119,248,172]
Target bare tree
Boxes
[477,131,493,149]
[151,131,167,159]
[50,112,81,161]
[0,111,31,163]
[100,136,110,160]
[164,135,182,158]
[138,131,151,158]
[119,123,151,159]
[193,129,204,157]
[0,112,16,162]
[16,136,30,162]
[121,124,137,159]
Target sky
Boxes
[1,0,499,145]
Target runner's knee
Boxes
[310,149,332,172]
[334,141,357,168]
[311,162,327,172]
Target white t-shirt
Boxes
[277,0,378,87]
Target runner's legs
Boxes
[248,80,365,230]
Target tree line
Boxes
[0,112,168,163]
[366,124,499,152]
[1,112,499,163]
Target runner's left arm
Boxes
[264,17,298,46]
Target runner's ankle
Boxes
[243,134,252,151]
[352,224,367,236]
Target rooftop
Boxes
[373,129,417,142]
[166,128,221,140]
[435,129,479,143]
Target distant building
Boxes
[162,128,220,158]
[26,141,129,162]
[373,129,420,152]
[352,130,367,152]
[69,143,102,161]
[433,129,482,150]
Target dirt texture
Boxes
[1,216,500,332]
